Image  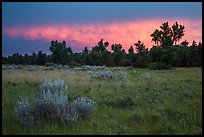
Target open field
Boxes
[2,66,202,135]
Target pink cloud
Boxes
[3,18,202,52]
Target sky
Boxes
[2,2,202,56]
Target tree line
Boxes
[2,22,202,69]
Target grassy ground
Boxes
[2,67,202,135]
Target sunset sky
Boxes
[2,2,202,56]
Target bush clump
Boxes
[14,79,96,126]
[88,69,128,80]
[141,72,151,80]
[72,97,96,118]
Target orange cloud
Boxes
[3,18,202,52]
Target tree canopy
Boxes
[150,22,185,47]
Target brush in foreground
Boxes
[14,79,96,126]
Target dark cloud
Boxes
[2,2,202,27]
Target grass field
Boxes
[2,66,202,135]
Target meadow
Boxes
[2,66,202,135]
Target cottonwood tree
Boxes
[150,21,185,47]
[134,40,151,67]
[50,40,73,64]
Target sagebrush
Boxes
[14,79,96,126]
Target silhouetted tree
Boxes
[188,41,202,66]
[150,29,162,46]
[89,39,110,65]
[30,52,37,65]
[150,46,162,63]
[134,40,151,67]
[181,40,189,47]
[36,51,47,65]
[134,40,148,54]
[127,46,137,66]
[81,47,89,64]
[111,44,126,66]
[150,21,185,47]
[50,40,73,64]
[172,21,185,45]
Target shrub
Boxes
[33,89,71,122]
[72,97,96,117]
[114,71,128,80]
[41,79,64,93]
[141,72,151,80]
[2,65,23,70]
[88,70,113,79]
[45,62,55,67]
[26,65,37,71]
[45,66,54,71]
[14,97,34,126]
[73,65,107,71]
[88,70,128,80]
[14,79,96,126]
